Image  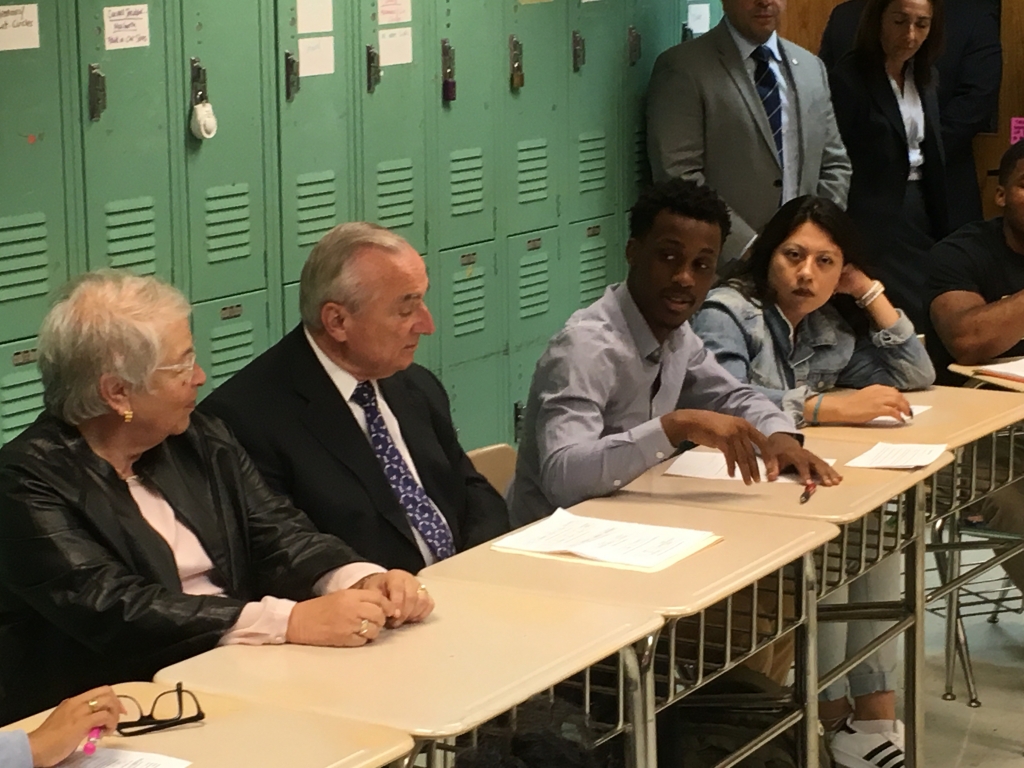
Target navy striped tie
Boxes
[751,45,784,169]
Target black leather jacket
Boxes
[0,411,364,725]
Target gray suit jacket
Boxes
[647,21,851,265]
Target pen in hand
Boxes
[800,481,816,504]
[83,727,102,756]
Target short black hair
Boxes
[998,140,1024,186]
[629,179,732,243]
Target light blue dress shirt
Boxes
[508,283,799,527]
[724,19,800,204]
[0,730,32,768]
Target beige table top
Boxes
[619,438,953,524]
[156,578,662,740]
[804,385,1024,448]
[1,682,413,768]
[949,359,1024,393]
[424,500,838,617]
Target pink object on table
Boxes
[83,727,102,756]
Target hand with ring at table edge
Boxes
[354,570,436,628]
[286,588,393,647]
[761,433,843,487]
[28,686,125,768]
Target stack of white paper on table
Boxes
[845,442,947,469]
[59,749,192,768]
[492,508,721,572]
[865,404,931,426]
[976,358,1024,384]
[665,451,836,483]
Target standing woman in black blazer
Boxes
[829,0,949,331]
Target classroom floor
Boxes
[918,559,1024,767]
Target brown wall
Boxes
[778,0,844,53]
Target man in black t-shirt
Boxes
[927,140,1024,594]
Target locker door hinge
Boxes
[88,64,107,121]
[627,26,643,66]
[509,35,524,91]
[284,51,300,101]
[572,31,587,72]
[441,38,456,103]
[513,401,526,443]
[367,45,382,93]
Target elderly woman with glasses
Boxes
[0,271,434,726]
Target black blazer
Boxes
[829,52,950,250]
[820,0,1001,228]
[0,412,360,724]
[200,327,510,574]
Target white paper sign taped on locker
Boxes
[297,0,332,34]
[687,4,711,35]
[299,35,334,77]
[104,4,149,50]
[0,4,40,51]
[379,27,412,67]
[378,0,411,25]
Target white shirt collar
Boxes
[724,16,781,63]
[303,327,364,402]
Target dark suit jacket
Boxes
[820,0,1002,228]
[200,327,509,574]
[829,52,950,249]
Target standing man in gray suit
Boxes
[647,0,851,267]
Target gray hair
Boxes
[39,270,192,425]
[299,222,409,330]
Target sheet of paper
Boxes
[866,404,932,426]
[59,748,191,768]
[665,451,836,483]
[845,442,947,469]
[104,5,149,50]
[492,508,720,571]
[687,3,711,34]
[378,0,412,24]
[978,357,1024,382]
[379,26,412,66]
[1011,117,1024,146]
[297,0,332,34]
[299,35,334,77]
[0,4,40,51]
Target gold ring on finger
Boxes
[417,584,428,593]
[357,618,370,637]
[88,699,99,713]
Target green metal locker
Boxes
[427,0,501,252]
[0,338,44,446]
[505,228,567,351]
[357,0,427,252]
[181,0,269,302]
[500,0,569,236]
[565,215,625,308]
[192,289,270,397]
[277,0,357,284]
[0,2,72,344]
[509,340,547,444]
[78,1,176,279]
[283,281,300,332]
[436,240,505,367]
[566,0,623,224]
[444,354,510,451]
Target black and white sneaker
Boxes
[830,718,906,768]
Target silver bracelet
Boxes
[856,280,885,308]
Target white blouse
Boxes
[888,63,926,181]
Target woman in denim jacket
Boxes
[691,195,934,768]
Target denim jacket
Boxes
[691,286,936,425]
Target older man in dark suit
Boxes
[201,223,510,574]
[820,0,1002,229]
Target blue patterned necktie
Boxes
[351,381,455,561]
[751,45,784,169]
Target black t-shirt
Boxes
[926,217,1024,382]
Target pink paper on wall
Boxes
[1012,117,1024,145]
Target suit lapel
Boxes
[712,22,781,170]
[287,331,419,549]
[867,64,907,143]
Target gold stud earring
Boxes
[123,410,133,424]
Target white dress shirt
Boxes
[127,478,383,646]
[725,19,800,204]
[888,63,926,181]
[304,329,453,565]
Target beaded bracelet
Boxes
[856,280,885,309]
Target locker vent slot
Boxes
[0,366,44,445]
[296,171,337,249]
[205,184,252,264]
[376,159,416,229]
[208,321,255,389]
[105,197,157,274]
[578,131,607,192]
[518,251,549,320]
[516,139,550,204]
[579,235,608,306]
[0,212,49,303]
[634,127,648,187]
[451,269,485,338]
[450,149,485,217]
